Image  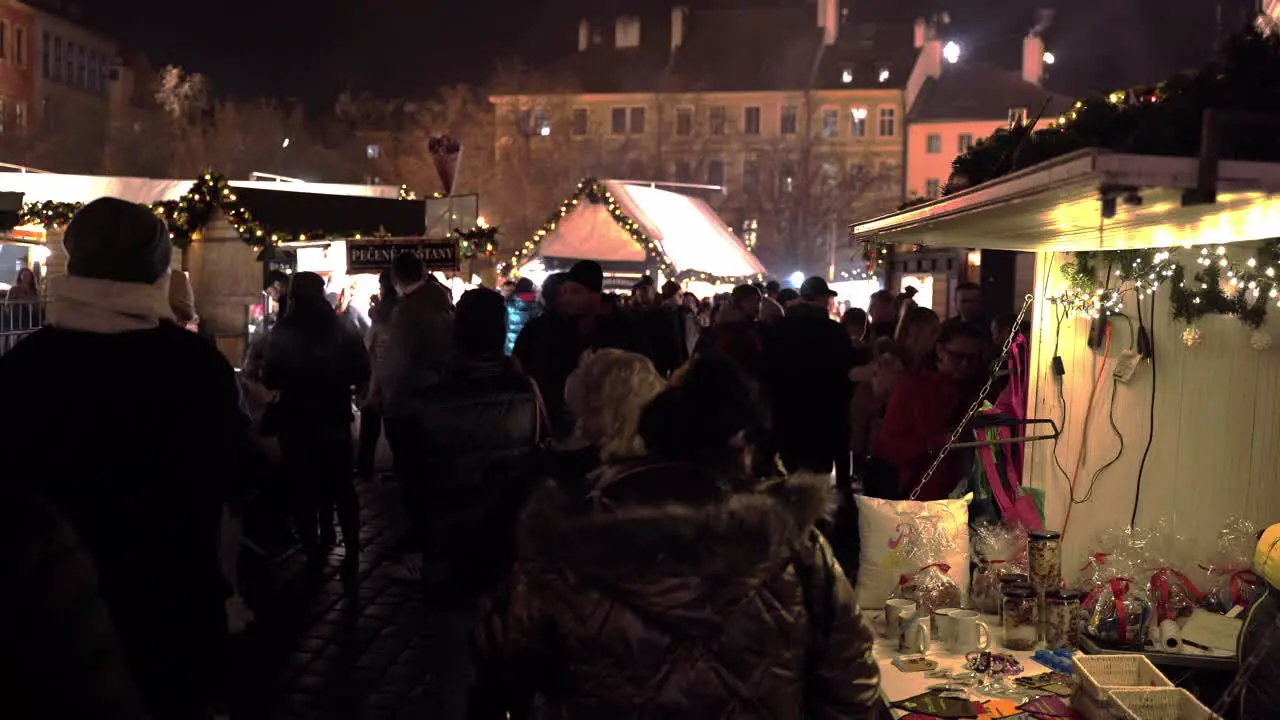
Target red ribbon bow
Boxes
[1080,552,1108,573]
[1150,568,1204,622]
[1085,577,1133,640]
[920,563,952,574]
[1200,565,1261,607]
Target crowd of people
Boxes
[0,194,1030,719]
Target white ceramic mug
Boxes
[898,612,932,654]
[885,599,917,639]
[948,609,992,653]
[932,607,963,644]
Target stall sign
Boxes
[346,240,458,273]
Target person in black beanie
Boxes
[0,197,247,718]
[519,260,652,439]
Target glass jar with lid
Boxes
[1028,530,1063,592]
[996,573,1030,623]
[1044,589,1083,650]
[1002,583,1039,651]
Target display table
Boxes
[866,610,1049,719]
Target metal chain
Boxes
[910,293,1035,501]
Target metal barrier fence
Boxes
[0,299,46,355]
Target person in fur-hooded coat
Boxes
[476,354,882,719]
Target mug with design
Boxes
[897,611,932,654]
[885,599,917,639]
[948,610,992,654]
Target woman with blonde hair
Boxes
[563,348,667,462]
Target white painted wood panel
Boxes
[1024,251,1280,578]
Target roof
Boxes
[849,148,1280,252]
[909,62,1075,122]
[495,7,914,95]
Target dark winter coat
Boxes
[477,462,883,719]
[0,487,145,719]
[407,355,540,595]
[0,322,245,714]
[505,292,541,356]
[263,308,371,427]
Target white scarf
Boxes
[47,273,177,334]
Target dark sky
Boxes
[58,0,1256,105]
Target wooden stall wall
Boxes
[1024,250,1280,576]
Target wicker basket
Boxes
[1109,688,1221,720]
[1073,654,1174,701]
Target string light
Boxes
[498,179,766,286]
[20,172,420,249]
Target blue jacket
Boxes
[505,292,541,355]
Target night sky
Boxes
[55,0,1257,105]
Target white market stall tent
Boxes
[851,148,1280,568]
[500,180,766,292]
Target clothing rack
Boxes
[945,415,1060,449]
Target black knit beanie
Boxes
[64,197,172,285]
[567,260,604,294]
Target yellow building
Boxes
[489,2,914,275]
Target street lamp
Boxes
[1043,51,1055,64]
[281,138,290,148]
[789,271,805,287]
[943,41,961,64]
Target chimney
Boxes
[817,0,839,45]
[905,17,942,113]
[671,6,687,52]
[578,19,590,52]
[1022,32,1045,86]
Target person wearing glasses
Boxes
[874,320,988,501]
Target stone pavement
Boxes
[226,482,474,720]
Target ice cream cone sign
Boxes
[429,135,463,196]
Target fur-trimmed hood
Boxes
[517,461,837,614]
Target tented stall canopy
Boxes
[850,146,1280,569]
[501,179,766,294]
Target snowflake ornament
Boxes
[1181,326,1203,348]
[1250,329,1273,351]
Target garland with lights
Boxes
[1049,241,1280,335]
[499,179,766,286]
[456,225,499,258]
[19,173,419,249]
[947,28,1280,193]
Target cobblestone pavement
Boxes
[227,482,473,720]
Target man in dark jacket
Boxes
[629,275,687,377]
[0,197,244,718]
[764,276,856,476]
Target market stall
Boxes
[499,179,767,295]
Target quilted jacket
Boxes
[478,461,882,719]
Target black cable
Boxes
[1073,376,1125,504]
[1131,291,1157,527]
[1050,306,1072,485]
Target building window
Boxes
[15,27,24,67]
[366,143,381,159]
[674,160,692,182]
[0,97,7,133]
[52,36,62,81]
[65,42,75,83]
[780,105,798,135]
[820,161,839,190]
[709,106,726,135]
[610,107,627,134]
[571,108,588,136]
[925,178,940,198]
[533,108,551,136]
[675,106,693,136]
[821,109,838,138]
[14,102,24,130]
[877,106,897,137]
[77,46,87,88]
[629,106,646,134]
[1009,107,1028,127]
[88,54,98,92]
[41,31,49,78]
[850,107,868,137]
[742,160,759,193]
[707,159,725,187]
[958,133,973,153]
[0,21,8,60]
[743,106,761,135]
[926,133,942,153]
[778,165,795,194]
[741,218,758,250]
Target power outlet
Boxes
[1114,349,1141,382]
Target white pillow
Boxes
[854,494,972,609]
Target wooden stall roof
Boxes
[850,148,1280,253]
[235,186,426,239]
